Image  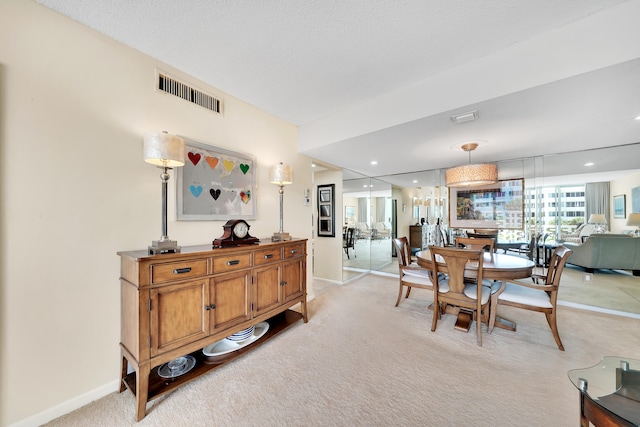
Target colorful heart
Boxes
[223,160,234,172]
[239,163,250,174]
[189,185,203,198]
[210,188,221,200]
[205,156,219,170]
[240,190,251,204]
[188,152,201,166]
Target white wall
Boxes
[610,171,640,233]
[0,1,313,425]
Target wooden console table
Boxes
[118,239,307,421]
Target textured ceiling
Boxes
[36,0,640,183]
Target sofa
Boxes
[565,234,640,276]
[373,222,391,239]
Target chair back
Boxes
[429,246,484,294]
[455,236,495,253]
[393,237,411,268]
[343,227,356,249]
[542,245,573,295]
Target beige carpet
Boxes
[46,274,640,426]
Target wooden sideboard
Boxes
[410,225,428,249]
[118,239,308,421]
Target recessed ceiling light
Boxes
[412,180,418,183]
[370,160,378,165]
[584,162,594,166]
[635,115,640,121]
[311,163,316,167]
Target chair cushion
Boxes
[462,284,491,304]
[498,282,552,308]
[401,274,432,287]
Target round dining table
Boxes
[415,249,536,332]
[415,249,535,281]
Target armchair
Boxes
[558,223,596,244]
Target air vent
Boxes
[450,110,478,124]
[157,72,222,114]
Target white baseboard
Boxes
[8,380,120,427]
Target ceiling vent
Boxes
[157,72,222,114]
[450,110,479,124]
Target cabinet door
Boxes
[150,280,209,356]
[282,258,305,303]
[253,263,282,316]
[209,270,251,332]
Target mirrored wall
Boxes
[341,143,640,313]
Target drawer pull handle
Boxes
[290,249,298,254]
[264,254,274,259]
[227,260,240,266]
[173,267,192,274]
[205,304,216,310]
[280,281,287,286]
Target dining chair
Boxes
[429,246,491,346]
[392,237,434,307]
[505,233,538,260]
[488,245,573,350]
[455,236,496,253]
[343,227,356,259]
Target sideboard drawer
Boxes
[254,248,282,266]
[282,242,305,259]
[213,253,252,273]
[150,259,208,284]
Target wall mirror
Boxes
[338,142,640,315]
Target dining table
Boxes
[416,249,536,332]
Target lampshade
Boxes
[143,132,185,167]
[445,163,498,187]
[445,143,497,187]
[588,214,607,224]
[627,213,640,227]
[270,163,293,186]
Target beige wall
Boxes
[312,170,343,282]
[0,1,314,425]
[609,171,640,233]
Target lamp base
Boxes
[271,231,291,242]
[148,239,181,255]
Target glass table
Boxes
[568,356,640,426]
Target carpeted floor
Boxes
[46,274,640,426]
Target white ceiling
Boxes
[37,0,640,185]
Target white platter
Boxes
[202,321,270,357]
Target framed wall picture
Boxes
[613,194,626,219]
[317,184,335,237]
[176,138,257,220]
[449,179,524,230]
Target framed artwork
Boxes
[633,186,640,213]
[317,184,335,237]
[449,179,524,230]
[176,137,257,220]
[345,206,355,221]
[613,194,626,219]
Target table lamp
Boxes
[143,131,185,254]
[270,162,293,241]
[627,213,640,237]
[588,213,607,234]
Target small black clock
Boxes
[213,219,260,248]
